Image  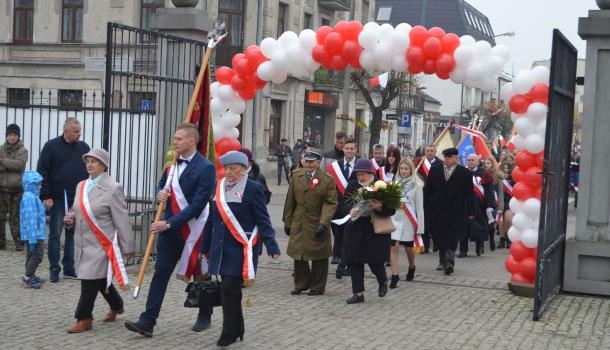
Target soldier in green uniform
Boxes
[283,149,337,296]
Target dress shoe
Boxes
[432,246,439,252]
[67,319,92,333]
[457,252,467,258]
[498,237,507,249]
[216,333,243,347]
[346,295,364,304]
[405,266,416,281]
[444,263,454,275]
[385,261,391,267]
[102,307,124,322]
[335,265,345,279]
[192,317,211,332]
[343,266,351,276]
[290,289,306,295]
[50,271,60,282]
[389,275,399,289]
[63,271,78,279]
[378,282,388,297]
[489,238,496,251]
[125,319,154,337]
[307,290,323,296]
[331,256,340,265]
[436,264,444,271]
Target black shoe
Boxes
[476,246,483,256]
[389,275,399,289]
[378,282,388,297]
[63,271,78,279]
[335,265,345,279]
[436,264,444,271]
[406,267,416,281]
[432,246,439,252]
[457,252,467,258]
[125,319,154,337]
[346,295,364,304]
[50,271,60,282]
[307,290,324,296]
[444,263,454,275]
[192,317,210,332]
[290,289,306,295]
[490,238,496,251]
[343,266,351,276]
[385,261,391,267]
[498,237,506,249]
[331,256,340,265]
[216,333,243,347]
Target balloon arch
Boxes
[210,21,551,285]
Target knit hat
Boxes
[6,124,20,137]
[352,159,375,174]
[239,147,254,162]
[82,148,110,169]
[220,150,249,168]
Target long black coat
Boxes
[341,181,396,264]
[467,167,495,242]
[424,164,475,250]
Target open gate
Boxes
[533,29,577,321]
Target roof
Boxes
[423,92,441,105]
[375,0,496,45]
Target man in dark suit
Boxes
[417,144,443,253]
[125,123,216,337]
[424,148,475,275]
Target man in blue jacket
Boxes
[125,123,216,337]
[36,118,90,282]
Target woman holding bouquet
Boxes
[389,159,424,288]
[342,159,396,304]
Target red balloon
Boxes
[509,94,532,114]
[408,62,423,74]
[435,53,455,73]
[519,257,537,280]
[406,47,425,66]
[528,83,549,104]
[251,75,267,89]
[505,255,520,274]
[442,33,461,54]
[512,181,533,201]
[311,45,330,64]
[345,20,363,41]
[535,152,544,168]
[215,66,235,85]
[422,37,442,58]
[511,272,533,284]
[324,32,345,55]
[215,137,241,155]
[342,40,362,61]
[349,56,362,69]
[510,241,531,261]
[231,53,245,70]
[534,186,542,199]
[436,71,450,80]
[235,58,254,77]
[516,151,536,170]
[512,166,526,182]
[330,54,348,70]
[230,74,248,92]
[409,25,428,46]
[238,88,256,100]
[526,166,543,188]
[333,21,349,36]
[245,46,266,68]
[422,59,436,74]
[316,26,333,44]
[427,27,446,40]
[530,247,538,259]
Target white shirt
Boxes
[177,151,196,177]
[343,157,355,178]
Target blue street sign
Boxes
[141,99,152,111]
[398,113,412,128]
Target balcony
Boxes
[313,68,345,93]
[318,0,351,12]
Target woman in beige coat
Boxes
[64,148,134,333]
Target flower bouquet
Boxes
[346,180,404,219]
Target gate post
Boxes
[564,7,610,296]
[103,22,113,151]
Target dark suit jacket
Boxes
[334,157,359,219]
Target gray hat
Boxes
[82,148,110,169]
[220,150,249,167]
[303,149,322,161]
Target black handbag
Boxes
[184,276,222,308]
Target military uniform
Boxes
[284,164,337,294]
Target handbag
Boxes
[371,213,395,234]
[184,275,222,308]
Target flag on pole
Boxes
[499,134,507,148]
[453,123,492,159]
[507,132,516,152]
[457,135,476,166]
[369,72,389,88]
[189,64,216,166]
[433,126,455,158]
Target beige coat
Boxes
[73,173,134,280]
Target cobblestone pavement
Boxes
[2,185,608,350]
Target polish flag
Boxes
[369,72,389,88]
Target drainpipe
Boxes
[252,0,264,158]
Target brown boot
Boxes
[67,319,93,333]
[102,307,124,322]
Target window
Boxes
[277,3,288,36]
[58,90,83,109]
[269,100,283,153]
[62,0,83,42]
[13,0,34,42]
[303,13,313,30]
[361,0,370,23]
[377,7,391,22]
[7,88,31,106]
[141,0,164,41]
[129,92,156,113]
[321,18,330,27]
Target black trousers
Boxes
[331,223,344,259]
[438,249,455,267]
[220,276,244,337]
[459,238,483,254]
[294,259,329,293]
[75,279,123,320]
[348,263,387,294]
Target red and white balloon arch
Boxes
[210,21,550,284]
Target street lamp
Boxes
[494,31,516,38]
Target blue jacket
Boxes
[36,136,90,201]
[157,152,215,230]
[20,171,46,245]
[201,179,281,277]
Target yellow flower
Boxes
[374,180,387,189]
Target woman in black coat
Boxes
[342,159,395,304]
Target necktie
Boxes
[177,158,190,165]
[345,162,351,176]
[444,167,451,181]
[307,172,312,183]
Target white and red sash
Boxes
[379,167,387,182]
[79,180,129,289]
[216,178,259,281]
[372,159,380,172]
[168,165,210,280]
[472,176,485,202]
[326,162,348,195]
[401,201,424,248]
[422,158,432,177]
[502,179,513,197]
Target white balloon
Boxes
[466,62,486,82]
[536,120,547,137]
[500,82,514,102]
[453,45,475,67]
[211,97,227,116]
[391,54,408,72]
[286,44,305,63]
[460,35,476,45]
[290,65,307,78]
[219,85,237,102]
[256,61,275,81]
[510,198,523,213]
[212,123,226,139]
[507,227,522,242]
[527,102,548,123]
[513,212,533,232]
[487,55,505,74]
[210,82,221,98]
[491,44,510,63]
[298,29,317,51]
[511,112,523,123]
[228,127,240,140]
[513,69,535,94]
[531,65,550,84]
[395,23,412,34]
[358,29,379,50]
[464,78,477,88]
[390,30,410,52]
[480,76,498,92]
[271,50,289,71]
[260,37,280,59]
[525,134,545,154]
[227,98,246,115]
[303,55,320,72]
[359,50,377,70]
[379,23,395,38]
[374,42,393,69]
[473,40,492,58]
[220,111,239,128]
[523,198,541,218]
[271,69,287,84]
[363,22,380,31]
[512,134,526,150]
[521,229,539,248]
[278,31,299,48]
[450,68,467,84]
[514,117,534,137]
